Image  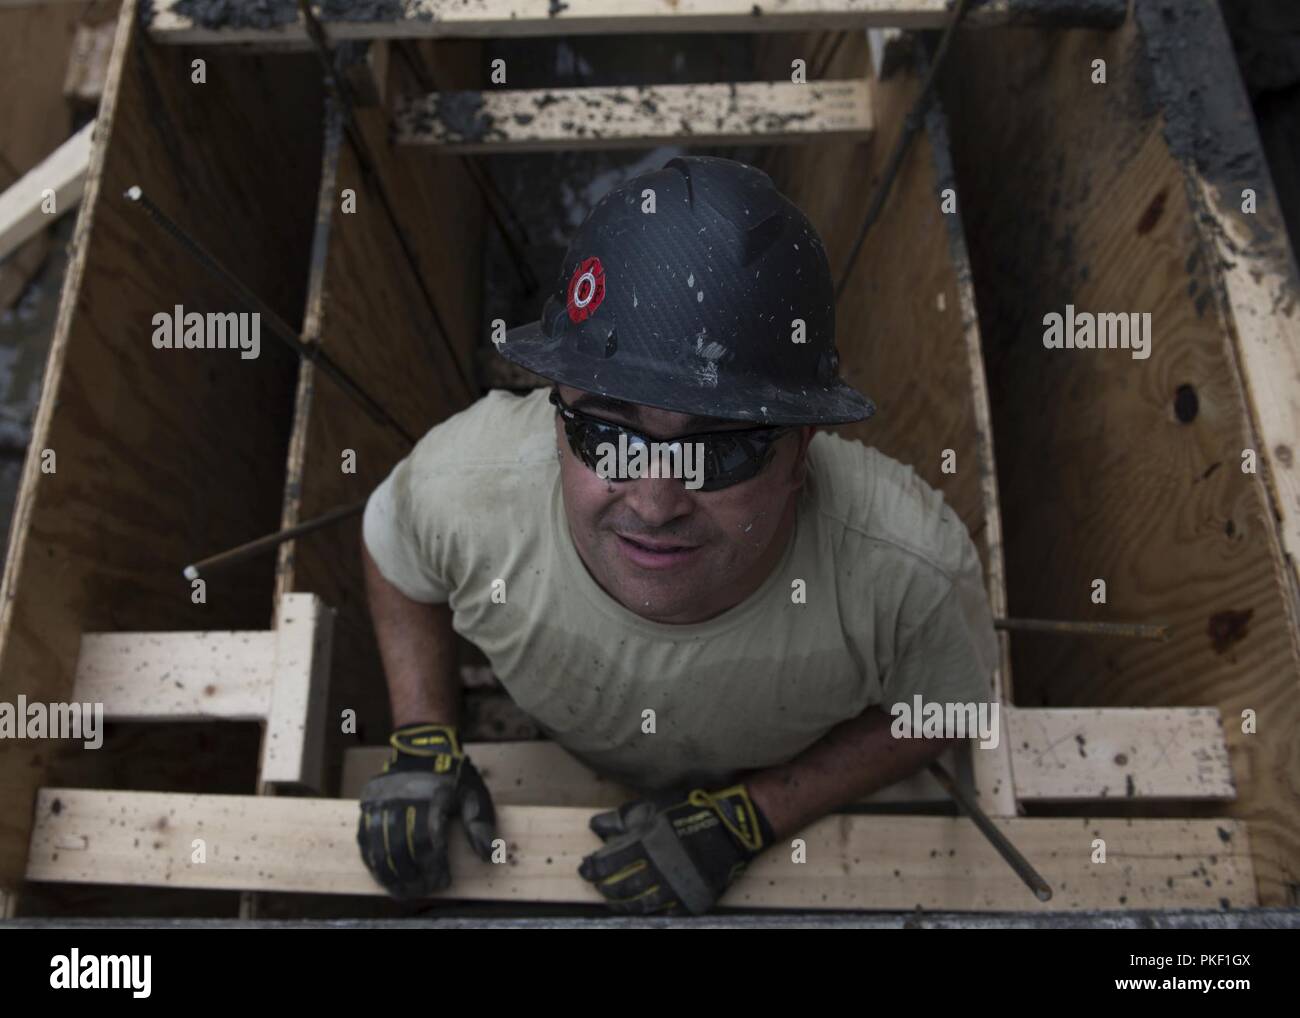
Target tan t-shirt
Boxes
[363,388,998,791]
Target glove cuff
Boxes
[690,784,775,859]
[386,723,464,772]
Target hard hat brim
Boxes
[497,319,876,427]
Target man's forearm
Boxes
[745,707,958,840]
[362,538,460,728]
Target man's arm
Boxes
[362,536,459,727]
[745,707,959,839]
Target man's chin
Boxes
[598,556,712,621]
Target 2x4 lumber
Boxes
[261,594,335,790]
[0,119,93,263]
[1006,707,1235,801]
[340,707,1235,806]
[393,80,872,153]
[26,788,1256,911]
[70,594,334,790]
[339,740,955,805]
[72,630,278,721]
[142,0,1127,45]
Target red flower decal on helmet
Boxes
[566,256,606,323]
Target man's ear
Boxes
[790,425,817,487]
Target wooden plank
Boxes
[394,80,872,153]
[0,118,94,261]
[939,11,1300,903]
[340,740,952,805]
[261,594,334,791]
[755,32,1015,813]
[343,707,1235,805]
[0,0,325,894]
[72,631,277,720]
[142,0,1126,45]
[26,788,1256,910]
[1007,707,1235,801]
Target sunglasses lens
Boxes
[554,394,785,491]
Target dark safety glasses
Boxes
[549,389,799,492]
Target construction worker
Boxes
[356,155,999,915]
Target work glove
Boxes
[356,722,497,899]
[578,784,775,915]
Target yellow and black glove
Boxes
[578,785,774,915]
[356,723,497,899]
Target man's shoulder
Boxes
[389,387,555,518]
[806,431,978,584]
[397,387,554,488]
[410,387,554,468]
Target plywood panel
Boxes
[0,0,325,892]
[940,10,1300,904]
[276,42,484,795]
[754,32,1014,813]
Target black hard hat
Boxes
[497,155,875,426]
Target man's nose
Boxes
[619,475,695,528]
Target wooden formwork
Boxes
[0,1,326,913]
[939,0,1300,907]
[0,0,1291,919]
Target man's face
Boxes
[554,383,815,624]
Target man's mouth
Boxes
[614,532,701,569]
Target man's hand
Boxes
[578,785,774,915]
[356,723,497,899]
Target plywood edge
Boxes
[275,103,345,602]
[27,788,1255,910]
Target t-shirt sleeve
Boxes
[362,456,452,604]
[880,569,999,716]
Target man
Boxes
[357,155,998,915]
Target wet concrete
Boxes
[159,1,452,29]
[1136,0,1296,281]
[1219,0,1300,273]
[0,216,73,554]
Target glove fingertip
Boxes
[589,809,622,839]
